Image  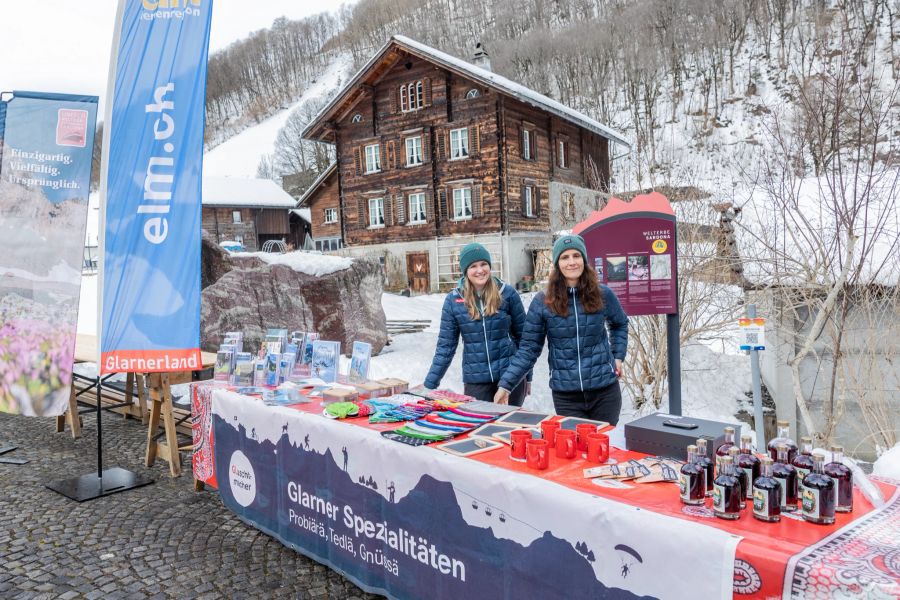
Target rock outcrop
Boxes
[201,242,388,355]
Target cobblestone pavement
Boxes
[0,410,380,600]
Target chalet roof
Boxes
[202,177,298,209]
[296,161,337,208]
[290,208,312,223]
[303,35,630,150]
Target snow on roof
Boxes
[240,250,353,276]
[202,177,297,209]
[296,162,337,207]
[304,36,630,149]
[290,208,312,222]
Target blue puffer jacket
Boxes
[425,278,530,388]
[499,285,628,392]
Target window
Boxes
[405,136,423,166]
[324,208,337,224]
[400,80,424,112]
[364,144,381,173]
[466,88,480,99]
[368,198,385,227]
[232,210,242,224]
[453,188,472,220]
[523,129,532,160]
[449,128,469,160]
[563,191,575,219]
[558,139,568,168]
[351,113,362,123]
[235,234,244,245]
[408,192,427,224]
[524,186,535,217]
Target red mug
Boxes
[526,439,549,470]
[586,432,610,463]
[510,429,531,462]
[540,420,560,448]
[555,429,577,459]
[576,423,598,454]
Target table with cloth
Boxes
[191,382,900,599]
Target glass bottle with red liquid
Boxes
[727,447,748,508]
[801,454,836,525]
[767,420,798,463]
[715,426,737,457]
[752,457,781,522]
[695,438,714,497]
[792,436,815,482]
[679,444,706,505]
[736,434,760,500]
[772,443,799,512]
[824,445,853,513]
[712,455,742,520]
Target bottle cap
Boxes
[800,436,812,443]
[830,445,843,452]
[724,426,735,434]
[696,438,707,447]
[728,446,740,456]
[777,420,789,427]
[741,433,752,442]
[776,443,787,450]
[686,444,698,453]
[761,456,774,465]
[720,455,733,465]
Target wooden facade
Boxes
[202,207,290,252]
[301,36,625,289]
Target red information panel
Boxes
[574,192,677,316]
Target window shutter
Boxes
[384,197,393,227]
[521,181,528,217]
[380,143,386,171]
[354,147,362,175]
[387,141,395,170]
[530,130,537,161]
[391,86,399,113]
[396,194,406,224]
[422,133,430,161]
[437,130,446,161]
[473,185,483,217]
[519,126,525,159]
[424,191,432,221]
[358,197,367,229]
[423,77,432,106]
[469,125,480,156]
[535,186,542,217]
[400,138,407,166]
[439,188,448,221]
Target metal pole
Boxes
[666,313,682,415]
[96,378,103,480]
[748,304,765,449]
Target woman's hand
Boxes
[494,388,510,405]
[525,382,532,397]
[615,359,623,377]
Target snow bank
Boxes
[873,443,900,480]
[240,250,353,276]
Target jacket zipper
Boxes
[479,297,495,382]
[572,288,584,391]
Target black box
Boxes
[623,413,740,460]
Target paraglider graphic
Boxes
[614,544,643,578]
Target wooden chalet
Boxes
[202,177,297,251]
[301,35,629,292]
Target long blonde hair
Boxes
[463,277,501,320]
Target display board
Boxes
[574,192,678,316]
[0,91,97,416]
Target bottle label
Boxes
[679,473,690,500]
[752,487,769,517]
[742,468,754,498]
[801,485,820,518]
[796,467,810,482]
[713,483,725,511]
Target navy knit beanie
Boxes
[458,243,492,274]
[552,234,588,266]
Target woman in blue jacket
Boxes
[425,243,529,406]
[495,234,628,424]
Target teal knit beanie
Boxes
[552,234,588,266]
[458,243,492,274]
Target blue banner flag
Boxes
[0,91,97,416]
[100,0,213,373]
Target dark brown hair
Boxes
[545,260,604,316]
